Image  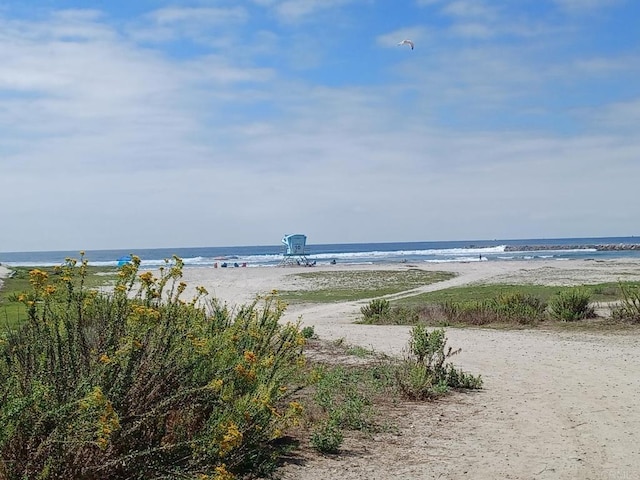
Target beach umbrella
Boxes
[117,255,132,267]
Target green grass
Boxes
[392,282,640,307]
[278,270,456,303]
[0,266,119,328]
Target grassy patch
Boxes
[0,266,119,328]
[279,269,456,303]
[392,282,640,307]
[358,282,640,331]
[294,332,480,455]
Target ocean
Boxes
[1,236,640,268]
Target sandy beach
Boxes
[178,259,640,480]
[0,265,10,289]
[3,259,640,479]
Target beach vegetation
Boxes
[393,283,631,307]
[297,331,481,454]
[547,288,595,322]
[301,325,316,339]
[278,269,455,303]
[0,265,118,329]
[395,326,482,399]
[359,282,640,328]
[0,257,483,476]
[610,282,640,323]
[0,255,308,479]
[360,298,391,320]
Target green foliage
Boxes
[310,420,343,454]
[395,326,482,399]
[301,325,315,339]
[360,298,391,322]
[0,255,307,479]
[394,282,636,307]
[279,270,456,304]
[610,282,640,323]
[548,288,594,322]
[311,366,375,432]
[0,265,118,329]
[303,362,399,454]
[434,292,547,326]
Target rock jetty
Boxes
[504,244,640,252]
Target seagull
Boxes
[397,39,414,50]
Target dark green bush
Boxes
[548,289,594,322]
[0,255,306,479]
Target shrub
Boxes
[438,292,546,326]
[311,420,343,454]
[301,325,315,338]
[610,282,640,323]
[491,292,547,325]
[396,326,482,399]
[0,255,307,479]
[360,299,391,322]
[548,288,594,322]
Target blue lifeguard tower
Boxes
[280,234,311,266]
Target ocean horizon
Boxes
[2,236,640,268]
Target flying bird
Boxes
[397,39,414,50]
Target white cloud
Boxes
[441,0,499,20]
[553,0,624,12]
[255,0,360,23]
[148,6,247,25]
[1,2,639,251]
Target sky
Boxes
[1,0,639,252]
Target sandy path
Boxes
[179,260,640,479]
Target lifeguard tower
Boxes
[280,234,311,266]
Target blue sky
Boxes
[1,0,639,251]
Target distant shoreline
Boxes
[504,243,640,252]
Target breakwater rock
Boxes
[504,244,640,252]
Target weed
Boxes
[395,326,482,399]
[346,345,374,358]
[311,420,343,454]
[301,325,315,339]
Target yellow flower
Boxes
[44,285,57,296]
[261,355,275,368]
[138,271,155,285]
[196,285,209,296]
[99,354,111,364]
[288,401,303,414]
[219,422,243,456]
[207,379,223,391]
[213,464,235,480]
[234,364,256,382]
[29,269,49,289]
[243,350,257,364]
